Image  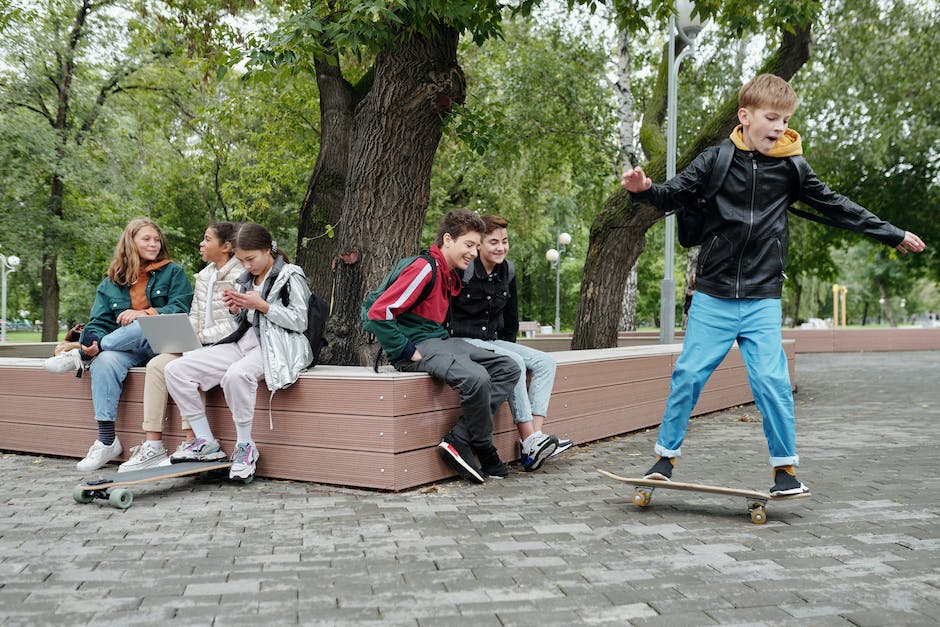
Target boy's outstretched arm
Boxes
[896,231,926,254]
[621,166,652,193]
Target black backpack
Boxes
[360,251,437,371]
[280,282,330,368]
[674,139,837,248]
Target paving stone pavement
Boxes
[1,351,938,626]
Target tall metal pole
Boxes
[660,13,679,345]
[660,9,695,345]
[554,253,561,333]
[1,255,8,343]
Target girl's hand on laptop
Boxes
[116,309,150,325]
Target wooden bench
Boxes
[0,342,794,491]
[517,320,541,338]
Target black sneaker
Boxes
[770,468,809,496]
[475,444,509,479]
[643,456,674,480]
[438,434,484,484]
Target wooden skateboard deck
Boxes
[73,461,236,509]
[597,468,810,524]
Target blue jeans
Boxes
[459,338,556,424]
[655,292,798,467]
[88,322,156,422]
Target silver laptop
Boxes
[137,313,201,353]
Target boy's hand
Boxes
[621,166,652,193]
[896,231,925,254]
[80,340,100,357]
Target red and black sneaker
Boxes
[438,434,485,484]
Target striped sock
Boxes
[97,421,116,446]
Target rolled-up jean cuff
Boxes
[654,444,681,458]
[769,455,799,467]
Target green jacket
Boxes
[81,263,194,343]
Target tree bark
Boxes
[325,25,465,366]
[294,54,358,306]
[615,28,639,333]
[572,26,812,350]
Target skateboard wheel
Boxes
[750,507,766,524]
[72,485,94,504]
[632,491,652,507]
[241,475,254,485]
[108,488,134,510]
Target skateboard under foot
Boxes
[597,468,810,524]
[73,460,248,509]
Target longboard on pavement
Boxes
[73,461,241,510]
[597,468,810,524]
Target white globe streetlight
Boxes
[1,253,22,343]
[546,232,573,333]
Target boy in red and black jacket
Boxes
[364,209,521,484]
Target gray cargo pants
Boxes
[395,337,520,448]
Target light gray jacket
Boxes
[228,255,312,393]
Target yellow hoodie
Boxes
[730,125,803,158]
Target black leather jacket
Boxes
[635,145,905,299]
[447,258,518,342]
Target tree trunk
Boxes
[572,26,812,350]
[681,247,699,329]
[791,276,803,328]
[326,25,465,366]
[295,55,358,305]
[615,28,639,333]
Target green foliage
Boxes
[0,0,320,325]
[792,0,939,303]
[427,15,618,327]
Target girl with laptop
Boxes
[116,222,243,471]
[43,218,193,471]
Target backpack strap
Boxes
[700,138,735,206]
[372,251,438,373]
[785,155,840,228]
[401,251,437,316]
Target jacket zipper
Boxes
[735,157,758,298]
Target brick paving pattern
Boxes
[1,351,938,625]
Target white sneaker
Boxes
[229,442,259,480]
[118,441,168,472]
[44,348,84,374]
[76,439,123,472]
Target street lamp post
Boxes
[1,252,22,343]
[545,232,572,333]
[661,0,705,344]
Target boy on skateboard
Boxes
[621,74,925,495]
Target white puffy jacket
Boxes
[189,256,242,345]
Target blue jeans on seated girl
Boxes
[88,321,156,422]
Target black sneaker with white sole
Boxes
[770,468,809,496]
[438,434,485,484]
[474,444,509,479]
[643,456,674,480]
